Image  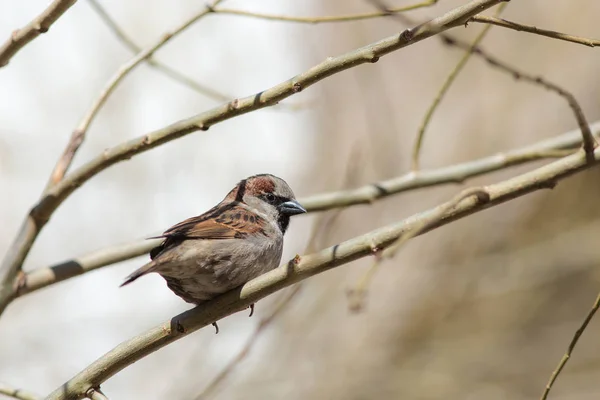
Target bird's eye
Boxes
[265,193,276,203]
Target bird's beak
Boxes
[279,200,307,215]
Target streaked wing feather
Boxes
[150,205,264,260]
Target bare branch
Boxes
[46,143,600,400]
[540,291,600,400]
[214,0,439,24]
[0,382,40,400]
[470,15,600,48]
[17,238,160,296]
[14,121,600,299]
[0,0,505,317]
[0,0,77,68]
[440,34,598,161]
[47,0,225,187]
[412,2,507,171]
[86,0,231,103]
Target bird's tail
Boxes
[120,261,157,287]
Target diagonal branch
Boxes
[0,382,40,400]
[470,15,600,48]
[0,0,77,68]
[540,290,600,400]
[0,0,506,317]
[46,143,600,400]
[86,0,231,103]
[46,0,225,188]
[439,34,597,161]
[15,121,600,299]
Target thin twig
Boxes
[47,0,226,188]
[439,34,597,161]
[86,0,231,103]
[214,0,439,24]
[470,15,600,48]
[540,290,600,400]
[0,0,77,67]
[0,0,505,318]
[45,143,600,400]
[14,121,600,299]
[0,382,40,400]
[411,2,507,171]
[194,285,301,400]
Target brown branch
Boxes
[0,0,505,317]
[470,15,600,48]
[439,34,598,161]
[14,121,600,299]
[0,0,77,68]
[0,382,40,400]
[45,143,600,400]
[540,290,600,400]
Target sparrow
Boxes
[120,174,306,332]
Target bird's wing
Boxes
[149,204,265,259]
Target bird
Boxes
[120,174,306,333]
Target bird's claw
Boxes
[212,322,219,334]
[248,303,255,317]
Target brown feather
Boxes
[149,204,266,260]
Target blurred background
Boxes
[1,0,600,399]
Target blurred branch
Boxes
[214,0,439,24]
[86,0,231,102]
[0,0,77,68]
[0,383,40,400]
[55,0,225,184]
[194,285,301,400]
[439,35,597,161]
[46,143,600,400]
[13,121,600,300]
[411,2,507,171]
[0,0,504,317]
[540,290,600,400]
[470,15,600,48]
[348,186,489,311]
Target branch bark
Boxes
[0,0,77,67]
[46,142,600,400]
[0,0,505,317]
